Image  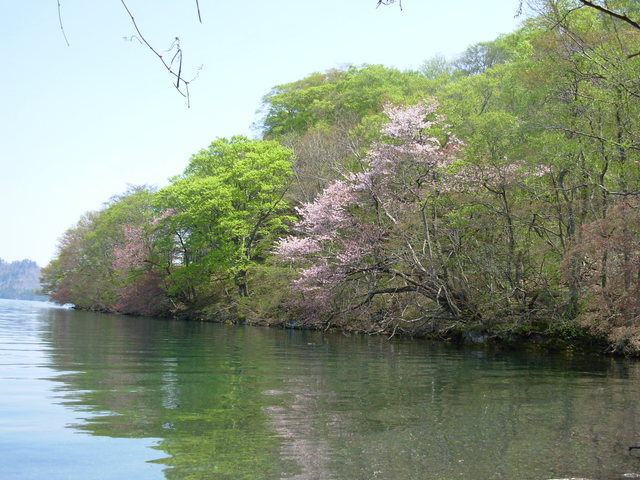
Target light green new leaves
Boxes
[154,136,295,301]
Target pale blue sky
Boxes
[0,0,523,267]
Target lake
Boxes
[1,298,640,480]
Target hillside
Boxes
[0,258,45,300]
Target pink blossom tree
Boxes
[275,100,468,324]
[276,100,556,327]
[111,208,176,316]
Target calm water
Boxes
[1,299,640,480]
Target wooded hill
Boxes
[0,258,44,301]
[42,2,640,354]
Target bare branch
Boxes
[577,0,640,31]
[351,285,418,310]
[376,0,403,11]
[122,35,142,44]
[118,0,190,106]
[577,0,640,57]
[57,0,202,104]
[57,0,70,46]
[598,184,640,196]
[547,125,640,152]
[195,0,202,23]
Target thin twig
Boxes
[195,0,202,23]
[176,51,183,89]
[168,42,183,89]
[598,184,640,196]
[119,0,190,106]
[376,0,402,11]
[57,0,70,46]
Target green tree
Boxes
[153,136,294,306]
[260,64,431,139]
[260,65,433,203]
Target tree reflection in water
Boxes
[40,307,640,480]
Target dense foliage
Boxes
[42,3,640,354]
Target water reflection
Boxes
[41,309,294,479]
[22,304,640,479]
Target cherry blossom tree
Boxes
[111,217,174,317]
[276,100,467,324]
[275,98,557,327]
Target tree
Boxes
[41,5,640,351]
[153,136,294,305]
[42,186,158,311]
[275,101,469,327]
[525,0,640,55]
[260,65,433,205]
[563,198,640,353]
[260,65,430,139]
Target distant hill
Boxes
[0,258,46,301]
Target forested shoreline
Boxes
[0,258,43,301]
[41,3,640,355]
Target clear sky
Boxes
[0,0,523,267]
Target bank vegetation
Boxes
[42,2,640,355]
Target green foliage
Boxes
[260,64,431,138]
[41,4,640,353]
[154,136,295,304]
[42,186,157,311]
[260,70,340,137]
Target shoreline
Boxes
[61,300,626,357]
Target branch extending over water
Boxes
[119,0,191,106]
[56,0,202,106]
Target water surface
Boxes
[1,298,640,479]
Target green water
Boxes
[1,299,640,480]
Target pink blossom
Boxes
[275,100,463,302]
[151,208,177,226]
[336,233,378,265]
[113,226,147,270]
[292,264,343,291]
[274,236,321,261]
[295,180,355,238]
[381,100,439,140]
